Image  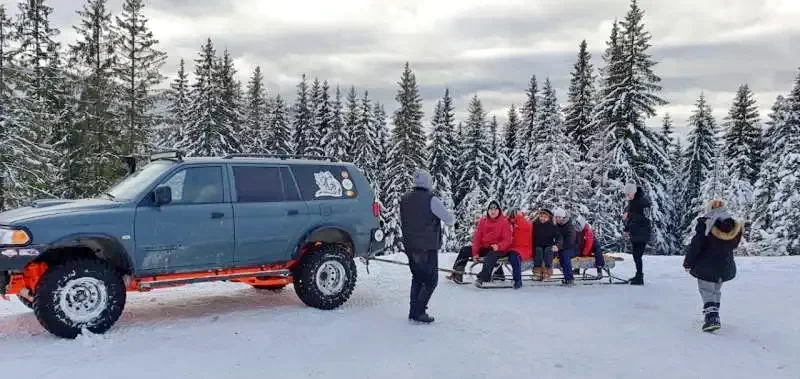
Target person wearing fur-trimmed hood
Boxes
[683,200,742,333]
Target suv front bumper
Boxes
[0,246,43,271]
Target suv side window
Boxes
[233,166,284,203]
[289,164,358,201]
[162,166,224,204]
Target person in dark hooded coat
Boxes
[623,183,652,285]
[683,200,742,332]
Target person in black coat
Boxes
[683,200,742,332]
[623,183,652,285]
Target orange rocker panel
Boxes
[3,260,296,300]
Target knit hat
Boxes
[553,207,567,218]
[623,182,638,195]
[413,169,433,190]
[536,208,553,219]
[575,215,587,229]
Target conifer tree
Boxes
[723,84,762,185]
[291,74,313,155]
[269,94,292,155]
[351,90,377,181]
[310,79,331,156]
[114,0,167,156]
[525,79,587,217]
[426,98,457,252]
[68,0,123,193]
[214,48,242,153]
[751,71,800,255]
[455,187,484,247]
[680,93,718,235]
[384,62,426,253]
[179,38,239,156]
[163,58,189,149]
[503,104,526,210]
[750,95,786,239]
[243,66,268,153]
[344,86,359,160]
[322,85,349,160]
[520,75,538,168]
[456,94,492,204]
[371,102,392,228]
[564,39,597,159]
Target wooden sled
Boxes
[464,253,628,286]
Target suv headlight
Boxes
[0,227,31,246]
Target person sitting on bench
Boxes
[532,209,561,281]
[447,200,512,285]
[505,209,532,289]
[574,216,605,277]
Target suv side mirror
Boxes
[154,186,172,206]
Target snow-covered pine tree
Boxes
[750,95,787,244]
[243,66,268,153]
[723,84,762,185]
[213,48,243,154]
[503,104,526,210]
[68,0,124,194]
[179,38,239,157]
[309,79,331,157]
[426,97,457,252]
[12,0,64,199]
[752,70,800,255]
[114,0,167,156]
[680,93,718,236]
[660,113,681,167]
[564,39,597,160]
[162,58,189,149]
[371,101,391,226]
[519,75,538,171]
[269,94,292,155]
[454,186,485,248]
[351,90,378,182]
[291,74,313,156]
[384,62,427,253]
[343,86,359,161]
[586,1,673,254]
[322,85,349,160]
[657,113,683,251]
[524,78,587,218]
[455,94,492,205]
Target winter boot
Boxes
[446,273,463,284]
[596,267,603,278]
[514,280,523,289]
[533,267,543,281]
[562,279,575,287]
[474,278,484,288]
[544,268,553,281]
[629,273,644,285]
[411,313,435,324]
[702,302,720,332]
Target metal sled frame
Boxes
[465,254,629,285]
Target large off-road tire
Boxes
[293,245,357,310]
[33,259,127,339]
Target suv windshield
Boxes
[104,160,176,200]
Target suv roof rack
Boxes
[150,150,185,161]
[222,153,339,162]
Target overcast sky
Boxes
[4,0,800,142]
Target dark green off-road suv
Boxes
[0,151,385,338]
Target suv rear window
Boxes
[232,166,302,202]
[289,164,358,201]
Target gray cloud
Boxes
[2,0,798,143]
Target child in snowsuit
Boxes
[575,216,605,277]
[448,201,513,284]
[683,200,742,332]
[531,209,561,281]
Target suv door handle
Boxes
[211,212,224,219]
[287,209,298,216]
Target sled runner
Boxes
[463,253,629,286]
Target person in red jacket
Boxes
[447,200,512,285]
[505,209,532,289]
[575,216,605,277]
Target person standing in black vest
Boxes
[400,169,454,323]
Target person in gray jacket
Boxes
[399,169,454,323]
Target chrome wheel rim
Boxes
[315,261,346,296]
[58,277,108,323]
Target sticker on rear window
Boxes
[314,171,343,198]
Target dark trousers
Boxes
[407,250,438,317]
[534,246,554,268]
[558,249,576,281]
[477,251,522,284]
[592,240,606,268]
[632,242,646,275]
[453,246,505,278]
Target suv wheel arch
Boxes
[294,226,355,259]
[40,234,133,275]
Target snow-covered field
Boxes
[1,253,798,379]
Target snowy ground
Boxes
[1,253,798,379]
